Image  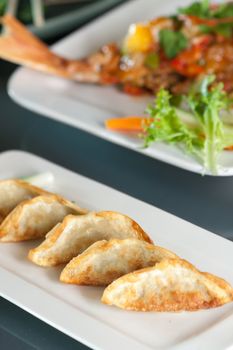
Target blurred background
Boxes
[0,0,126,39]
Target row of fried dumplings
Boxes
[0,178,233,312]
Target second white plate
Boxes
[8,0,233,176]
[0,150,233,350]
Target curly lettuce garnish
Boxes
[187,75,228,173]
[143,89,202,153]
[143,76,232,174]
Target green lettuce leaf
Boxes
[143,75,232,174]
[143,89,202,155]
[188,75,228,174]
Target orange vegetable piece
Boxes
[105,117,151,132]
[224,145,233,151]
[124,24,154,53]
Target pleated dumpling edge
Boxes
[0,194,87,242]
[28,211,153,267]
[101,258,233,311]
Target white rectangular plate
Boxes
[0,150,233,350]
[8,0,233,176]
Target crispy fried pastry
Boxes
[102,259,233,311]
[0,15,71,78]
[60,238,178,285]
[28,211,153,266]
[0,194,86,242]
[0,179,48,224]
[0,15,118,84]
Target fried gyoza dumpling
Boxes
[28,211,153,266]
[0,195,86,242]
[102,259,233,311]
[0,179,47,224]
[60,238,177,285]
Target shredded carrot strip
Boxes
[224,145,233,151]
[105,117,151,132]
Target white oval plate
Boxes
[8,0,233,176]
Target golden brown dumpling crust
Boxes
[60,238,177,285]
[28,211,153,267]
[96,212,152,244]
[0,194,86,242]
[102,259,233,312]
[0,179,48,224]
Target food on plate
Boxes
[106,75,233,174]
[28,211,152,266]
[106,116,152,133]
[0,179,48,224]
[60,238,178,286]
[2,1,233,95]
[0,176,232,313]
[0,194,86,242]
[102,258,233,311]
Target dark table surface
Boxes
[1,2,233,349]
